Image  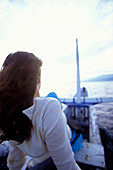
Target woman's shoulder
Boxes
[23,97,61,121]
[34,97,62,120]
[34,97,61,108]
[33,97,63,133]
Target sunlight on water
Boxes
[40,81,113,98]
[81,81,113,97]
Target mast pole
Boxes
[76,38,81,103]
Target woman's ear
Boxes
[37,77,41,90]
[37,77,40,85]
[34,78,41,98]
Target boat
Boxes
[59,39,113,170]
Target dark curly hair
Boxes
[0,51,42,144]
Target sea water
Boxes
[41,80,113,97]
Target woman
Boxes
[0,52,81,170]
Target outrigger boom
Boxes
[59,97,113,106]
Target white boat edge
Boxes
[59,97,113,105]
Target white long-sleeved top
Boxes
[8,97,80,170]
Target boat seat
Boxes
[74,141,105,169]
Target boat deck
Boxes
[74,141,105,169]
[64,104,106,169]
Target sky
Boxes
[0,0,113,95]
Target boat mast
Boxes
[76,38,81,103]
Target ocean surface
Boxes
[84,81,113,135]
[56,81,113,98]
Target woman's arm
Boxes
[42,99,81,170]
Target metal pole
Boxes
[76,38,81,103]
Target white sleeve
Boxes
[42,99,81,170]
[61,110,72,139]
[8,141,26,170]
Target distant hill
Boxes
[83,74,113,82]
